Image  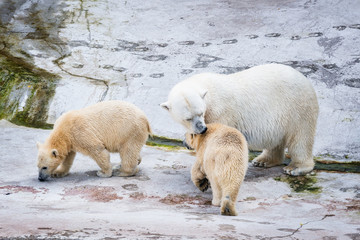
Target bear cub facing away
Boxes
[37,100,152,181]
[185,123,248,216]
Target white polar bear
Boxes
[161,64,319,175]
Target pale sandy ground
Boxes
[0,120,359,239]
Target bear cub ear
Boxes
[51,149,59,158]
[200,89,208,99]
[36,142,42,149]
[160,102,171,111]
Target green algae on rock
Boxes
[146,135,185,150]
[0,55,57,129]
[274,175,322,193]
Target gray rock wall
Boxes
[0,0,359,161]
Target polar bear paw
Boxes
[252,156,281,168]
[283,165,313,176]
[51,170,69,178]
[195,178,209,192]
[96,170,112,178]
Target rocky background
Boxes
[1,0,359,161]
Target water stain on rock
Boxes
[218,224,236,231]
[149,73,164,78]
[122,184,139,191]
[129,192,159,201]
[308,32,323,37]
[349,24,360,29]
[0,185,48,194]
[222,39,237,44]
[192,54,222,68]
[72,63,84,68]
[265,33,281,37]
[142,55,167,61]
[218,65,249,74]
[131,174,150,181]
[159,194,211,205]
[89,43,104,49]
[131,73,143,78]
[344,78,360,88]
[62,185,123,202]
[178,41,195,46]
[181,69,193,74]
[333,25,347,31]
[323,63,338,69]
[101,64,113,69]
[113,67,126,72]
[277,228,297,232]
[157,43,168,48]
[291,35,301,40]
[202,42,212,47]
[281,60,318,77]
[69,40,89,47]
[246,34,259,39]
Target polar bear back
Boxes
[182,64,319,150]
[53,100,150,153]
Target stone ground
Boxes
[0,120,359,239]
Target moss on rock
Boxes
[0,54,57,129]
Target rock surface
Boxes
[1,0,359,161]
[0,120,359,239]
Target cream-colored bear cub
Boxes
[185,123,248,216]
[37,100,152,181]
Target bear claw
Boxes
[197,178,209,192]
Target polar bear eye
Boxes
[186,118,192,121]
[42,167,47,170]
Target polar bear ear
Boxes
[160,102,171,111]
[36,142,42,149]
[51,149,59,158]
[200,89,208,99]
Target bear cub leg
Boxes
[90,148,112,178]
[221,196,237,216]
[51,151,76,178]
[114,143,142,177]
[191,161,209,192]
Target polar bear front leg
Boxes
[52,151,76,178]
[252,145,285,168]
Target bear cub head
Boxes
[161,88,208,134]
[36,142,64,181]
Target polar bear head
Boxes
[161,87,208,134]
[36,142,64,181]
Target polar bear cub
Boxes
[37,100,152,181]
[161,64,319,176]
[185,123,248,216]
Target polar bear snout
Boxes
[192,117,207,134]
[38,169,50,182]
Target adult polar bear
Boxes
[161,64,319,176]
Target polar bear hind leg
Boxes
[284,135,315,176]
[115,140,142,177]
[252,144,285,168]
[90,147,112,178]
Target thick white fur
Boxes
[37,100,151,180]
[161,64,319,175]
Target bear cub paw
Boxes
[196,178,209,192]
